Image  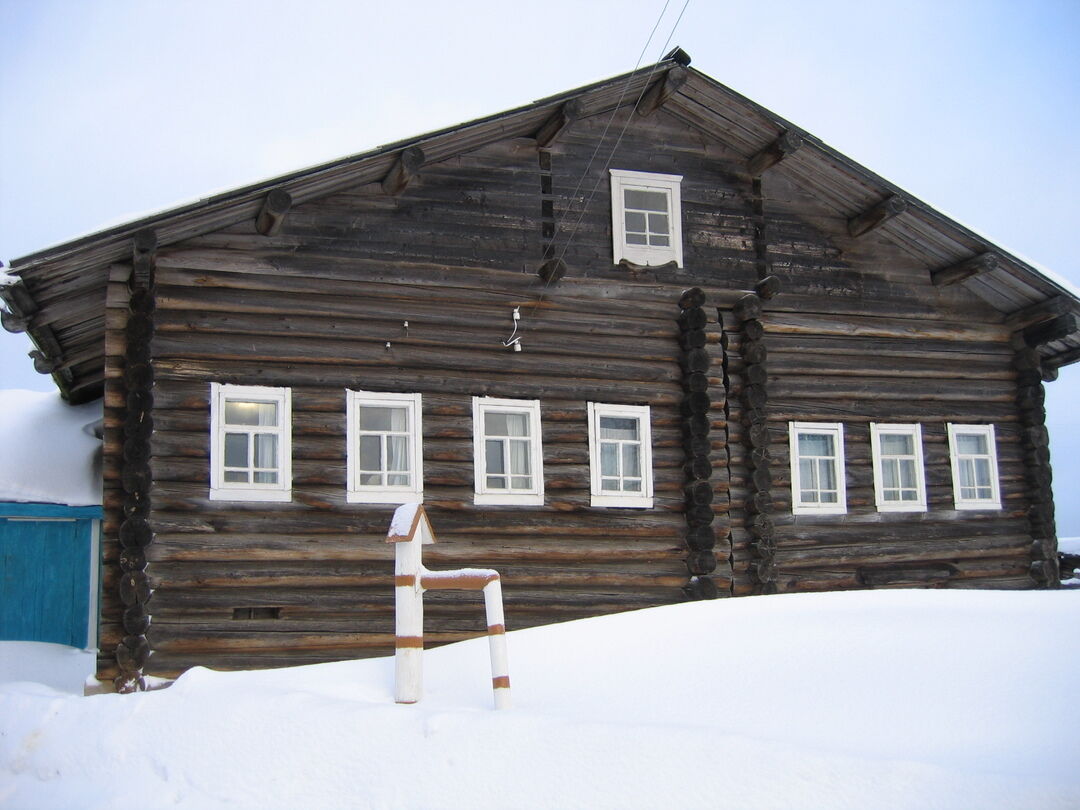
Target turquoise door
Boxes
[0,505,100,648]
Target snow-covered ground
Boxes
[2,588,1078,809]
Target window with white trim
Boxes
[610,169,683,267]
[870,423,927,512]
[346,391,423,504]
[789,422,846,515]
[947,424,1002,510]
[587,403,654,508]
[210,383,292,502]
[472,397,544,506]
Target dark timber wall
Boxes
[96,107,1039,680]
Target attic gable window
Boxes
[947,424,1002,510]
[210,383,292,502]
[610,169,683,267]
[346,390,424,504]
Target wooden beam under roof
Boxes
[930,252,998,287]
[746,131,804,177]
[382,147,425,196]
[1005,295,1071,329]
[636,67,687,117]
[534,99,585,148]
[847,194,907,238]
[1022,313,1078,348]
[255,188,293,236]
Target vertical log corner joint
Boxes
[677,287,721,600]
[115,229,158,692]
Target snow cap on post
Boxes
[386,502,436,544]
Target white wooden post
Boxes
[386,504,511,709]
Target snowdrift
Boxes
[2,588,1078,809]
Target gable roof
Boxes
[4,53,1079,404]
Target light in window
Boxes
[211,384,292,502]
[588,403,653,508]
[789,422,846,515]
[870,423,927,512]
[347,391,423,504]
[947,424,1001,510]
[473,397,544,505]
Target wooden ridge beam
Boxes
[255,188,293,236]
[1006,295,1071,329]
[381,146,425,196]
[534,99,584,148]
[930,251,998,287]
[636,66,687,117]
[663,46,692,67]
[746,131,804,177]
[847,194,907,238]
[1023,313,1078,348]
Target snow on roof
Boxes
[0,389,102,506]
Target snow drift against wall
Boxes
[0,389,101,505]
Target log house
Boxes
[4,55,1079,690]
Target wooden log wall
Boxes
[103,114,762,678]
[93,103,1051,680]
[720,168,1043,594]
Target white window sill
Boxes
[210,488,292,503]
[347,490,424,505]
[591,495,653,509]
[792,504,847,516]
[474,492,544,506]
[876,502,928,513]
[953,501,1002,511]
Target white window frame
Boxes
[472,397,544,506]
[209,383,292,502]
[870,423,928,513]
[610,169,683,268]
[587,403,654,508]
[789,422,847,516]
[947,424,1002,510]
[346,390,424,504]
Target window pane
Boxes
[798,433,833,456]
[901,490,917,501]
[648,213,669,234]
[624,211,647,232]
[504,413,529,437]
[360,472,382,486]
[973,458,991,488]
[253,434,277,469]
[956,433,988,455]
[626,233,648,245]
[624,479,641,492]
[880,434,913,455]
[882,458,899,490]
[359,436,382,471]
[484,412,507,435]
[648,234,670,247]
[486,475,505,489]
[224,433,248,468]
[485,439,505,475]
[509,440,531,475]
[817,458,836,491]
[225,400,277,426]
[386,436,409,471]
[359,405,407,432]
[622,443,640,477]
[959,459,976,488]
[510,475,532,490]
[224,470,247,483]
[387,474,409,487]
[253,471,278,485]
[599,416,638,441]
[898,459,916,488]
[799,458,817,492]
[601,478,619,491]
[484,411,529,437]
[820,491,838,503]
[601,443,618,476]
[624,189,667,212]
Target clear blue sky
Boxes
[2,0,1078,529]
